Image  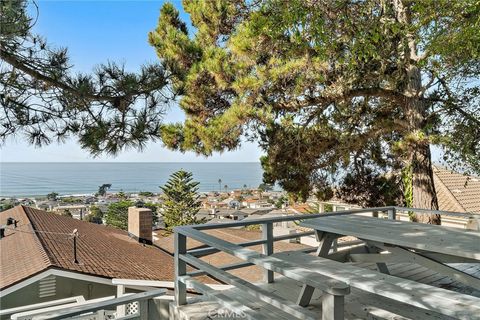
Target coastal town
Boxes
[0,185,323,226]
[2,0,480,319]
[1,165,479,230]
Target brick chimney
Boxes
[128,207,152,245]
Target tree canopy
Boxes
[159,170,203,231]
[96,184,111,197]
[1,0,174,155]
[105,200,158,230]
[150,0,480,222]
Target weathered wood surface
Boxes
[180,253,318,320]
[299,215,480,260]
[181,277,306,320]
[178,227,350,296]
[274,251,480,320]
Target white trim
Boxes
[112,279,174,289]
[0,269,112,298]
[111,278,233,291]
[0,296,85,317]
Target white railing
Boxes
[173,206,479,319]
[10,289,165,320]
[1,296,86,319]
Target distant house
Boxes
[53,204,88,220]
[213,209,246,221]
[0,206,174,312]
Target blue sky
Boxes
[1,0,262,162]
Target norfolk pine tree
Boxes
[160,170,204,231]
[150,1,480,224]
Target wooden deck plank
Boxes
[274,251,480,319]
[300,215,480,259]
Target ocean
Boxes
[0,162,264,197]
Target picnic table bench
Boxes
[295,214,480,319]
[274,251,480,320]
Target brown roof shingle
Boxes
[0,206,174,290]
[433,166,480,213]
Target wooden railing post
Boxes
[174,230,187,306]
[387,207,396,220]
[261,222,274,283]
[138,299,148,320]
[115,284,125,317]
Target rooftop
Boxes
[0,206,174,290]
[433,166,480,213]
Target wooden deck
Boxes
[354,262,480,298]
[172,208,480,320]
[174,262,480,320]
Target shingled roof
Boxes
[0,206,174,290]
[433,166,480,213]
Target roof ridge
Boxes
[21,205,55,268]
[432,170,466,212]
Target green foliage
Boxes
[258,183,273,192]
[1,0,173,154]
[0,202,15,212]
[139,191,155,197]
[61,209,72,218]
[104,201,158,229]
[97,184,111,197]
[160,170,204,231]
[275,195,288,209]
[337,166,402,207]
[401,165,417,221]
[46,192,58,201]
[60,197,82,204]
[105,200,134,230]
[150,0,480,210]
[245,224,261,231]
[323,204,334,213]
[117,191,127,200]
[86,205,104,224]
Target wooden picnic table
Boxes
[298,214,480,305]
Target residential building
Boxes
[0,206,174,315]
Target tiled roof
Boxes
[0,206,50,290]
[0,206,174,290]
[433,166,480,213]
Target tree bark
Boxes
[404,67,441,225]
[395,0,441,224]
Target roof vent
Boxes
[0,227,5,239]
[6,217,17,228]
[38,276,56,298]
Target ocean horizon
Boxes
[0,162,264,197]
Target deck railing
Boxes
[9,289,166,320]
[173,206,479,319]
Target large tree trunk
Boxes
[405,65,441,224]
[394,0,441,224]
[404,65,441,224]
[411,141,440,224]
